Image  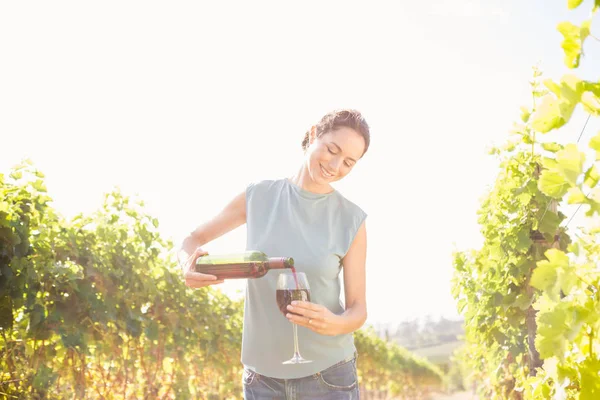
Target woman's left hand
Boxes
[286,301,342,336]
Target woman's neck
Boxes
[289,164,334,194]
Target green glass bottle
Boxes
[194,250,294,279]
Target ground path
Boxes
[430,391,478,400]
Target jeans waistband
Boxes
[249,351,358,382]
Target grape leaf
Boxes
[513,294,533,310]
[567,0,584,9]
[0,295,13,329]
[536,307,568,359]
[538,207,563,235]
[567,186,588,204]
[590,131,600,160]
[557,264,579,296]
[520,106,531,122]
[584,164,600,188]
[539,170,570,198]
[531,249,570,298]
[556,144,585,186]
[531,95,564,132]
[582,91,600,116]
[531,262,558,294]
[580,358,600,399]
[557,20,591,68]
[542,142,563,153]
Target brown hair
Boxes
[302,109,370,156]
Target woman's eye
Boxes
[327,147,335,154]
[345,162,353,168]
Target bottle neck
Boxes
[268,257,294,269]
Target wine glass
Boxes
[276,271,312,364]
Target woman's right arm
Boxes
[179,190,247,288]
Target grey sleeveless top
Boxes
[241,178,367,379]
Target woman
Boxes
[179,109,370,399]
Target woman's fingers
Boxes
[181,247,209,274]
[193,247,209,258]
[286,302,320,326]
[287,301,325,320]
[184,270,223,288]
[180,247,225,288]
[287,304,320,320]
[285,301,339,335]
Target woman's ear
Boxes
[309,126,317,145]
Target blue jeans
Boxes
[242,354,359,399]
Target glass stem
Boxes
[293,323,301,357]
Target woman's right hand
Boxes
[181,247,225,288]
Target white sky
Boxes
[1,0,599,328]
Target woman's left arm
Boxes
[286,220,367,336]
[338,219,368,332]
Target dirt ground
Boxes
[430,391,478,400]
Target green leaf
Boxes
[590,131,600,160]
[567,0,584,8]
[538,208,562,235]
[516,228,532,252]
[531,249,570,298]
[541,142,563,153]
[512,294,533,310]
[520,106,531,122]
[32,179,46,192]
[28,303,45,331]
[584,164,600,188]
[567,186,588,204]
[542,157,559,170]
[60,329,84,349]
[538,170,570,198]
[545,248,570,268]
[145,320,159,340]
[531,95,564,132]
[530,262,558,294]
[32,364,58,391]
[557,264,579,295]
[0,295,13,329]
[557,20,591,68]
[550,75,584,105]
[533,76,585,133]
[582,91,600,116]
[535,307,568,359]
[555,143,585,186]
[581,358,600,399]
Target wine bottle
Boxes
[194,250,294,279]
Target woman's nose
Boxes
[328,157,342,172]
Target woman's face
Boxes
[305,126,366,186]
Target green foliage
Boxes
[452,3,600,398]
[0,160,244,399]
[354,327,444,398]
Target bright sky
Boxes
[1,0,599,329]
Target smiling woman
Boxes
[178,109,371,399]
[300,110,370,191]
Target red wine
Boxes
[276,289,310,316]
[290,266,299,289]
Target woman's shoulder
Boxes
[331,190,367,221]
[246,177,288,196]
